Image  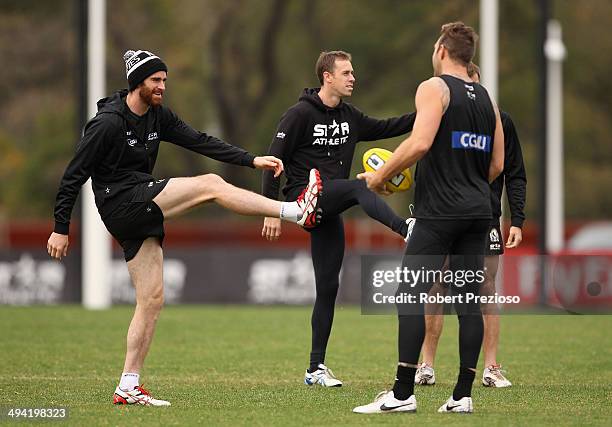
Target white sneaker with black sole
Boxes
[437,395,473,413]
[414,362,435,385]
[482,365,512,387]
[353,390,417,414]
[304,363,342,387]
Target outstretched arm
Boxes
[160,107,280,171]
[358,77,447,194]
[358,110,416,141]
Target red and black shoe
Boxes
[296,169,323,229]
[113,385,171,406]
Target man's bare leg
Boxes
[153,174,307,221]
[153,175,280,218]
[421,278,449,367]
[422,313,444,367]
[480,254,511,387]
[413,282,447,385]
[113,237,171,405]
[482,255,500,367]
[122,238,165,378]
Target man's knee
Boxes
[480,277,496,299]
[197,173,227,198]
[138,286,165,313]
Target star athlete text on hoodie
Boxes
[262,88,415,201]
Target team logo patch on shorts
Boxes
[488,227,502,252]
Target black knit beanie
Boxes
[124,50,167,91]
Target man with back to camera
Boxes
[47,49,323,406]
[261,50,416,386]
[355,22,504,414]
[414,62,526,388]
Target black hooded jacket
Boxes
[262,88,415,200]
[53,89,255,234]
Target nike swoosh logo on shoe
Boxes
[446,404,462,411]
[380,403,414,411]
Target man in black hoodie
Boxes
[46,50,323,406]
[261,51,415,386]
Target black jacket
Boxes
[262,88,415,200]
[490,111,527,227]
[53,89,255,234]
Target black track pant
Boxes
[308,179,407,368]
[397,218,489,371]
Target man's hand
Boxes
[47,232,69,260]
[262,217,282,241]
[253,156,284,178]
[357,171,391,195]
[505,226,523,248]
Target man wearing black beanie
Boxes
[124,50,168,91]
[47,49,323,406]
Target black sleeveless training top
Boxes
[413,74,497,220]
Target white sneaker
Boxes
[482,365,512,387]
[296,169,323,228]
[404,218,416,243]
[437,395,473,413]
[353,390,417,414]
[112,385,171,406]
[414,362,435,385]
[304,364,342,387]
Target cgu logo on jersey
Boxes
[147,132,158,141]
[451,131,491,152]
[312,120,350,146]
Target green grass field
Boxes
[1,306,611,426]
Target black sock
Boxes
[392,365,416,400]
[452,367,476,400]
[308,353,324,373]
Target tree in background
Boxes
[0,0,611,221]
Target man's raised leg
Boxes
[153,172,321,224]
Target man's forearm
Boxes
[377,136,427,183]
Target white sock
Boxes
[280,201,302,223]
[119,372,139,391]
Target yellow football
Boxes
[362,147,413,192]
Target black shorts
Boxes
[102,179,168,261]
[399,218,490,316]
[485,224,504,256]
